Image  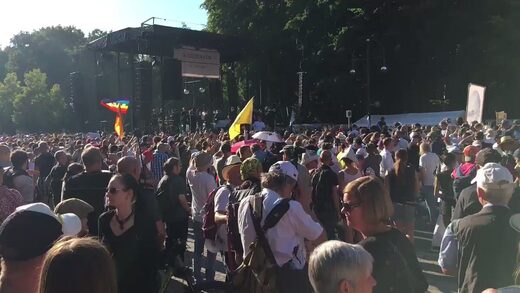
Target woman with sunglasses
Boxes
[342,176,428,293]
[99,174,160,293]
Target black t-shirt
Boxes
[311,165,339,214]
[387,165,416,203]
[62,170,112,235]
[156,174,188,223]
[360,228,428,293]
[34,152,55,179]
[364,154,382,177]
[407,143,420,171]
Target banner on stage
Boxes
[466,83,485,123]
[174,48,220,79]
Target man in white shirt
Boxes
[379,137,394,177]
[238,161,325,291]
[419,142,441,224]
[186,152,217,282]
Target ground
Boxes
[166,224,457,293]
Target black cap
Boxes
[0,210,62,261]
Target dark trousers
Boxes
[165,218,189,267]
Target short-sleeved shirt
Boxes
[311,165,339,215]
[186,168,217,223]
[238,188,323,269]
[156,175,188,223]
[379,149,394,177]
[420,152,440,186]
[207,184,234,253]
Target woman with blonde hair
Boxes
[39,237,117,293]
[342,176,428,293]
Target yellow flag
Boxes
[114,112,124,138]
[229,98,254,140]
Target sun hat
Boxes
[499,136,520,150]
[268,161,298,181]
[54,198,94,219]
[240,157,262,181]
[300,152,319,166]
[0,203,81,261]
[471,163,515,190]
[222,155,242,181]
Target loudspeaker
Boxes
[70,71,84,112]
[134,61,153,127]
[161,59,183,100]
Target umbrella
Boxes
[252,131,284,143]
[231,140,257,154]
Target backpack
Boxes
[202,185,233,240]
[3,168,29,189]
[452,165,477,199]
[233,194,291,293]
[226,183,262,271]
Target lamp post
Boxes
[350,37,388,127]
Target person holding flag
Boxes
[229,98,254,141]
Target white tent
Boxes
[354,110,465,127]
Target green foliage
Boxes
[10,69,67,132]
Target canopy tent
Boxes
[354,110,465,127]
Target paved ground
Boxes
[166,224,457,292]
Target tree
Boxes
[0,73,22,133]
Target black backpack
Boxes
[3,168,29,189]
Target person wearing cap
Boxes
[186,151,218,283]
[300,152,319,172]
[62,147,112,236]
[439,163,519,292]
[452,148,512,220]
[451,145,479,199]
[238,161,326,292]
[54,198,94,237]
[281,145,313,213]
[210,155,242,268]
[0,202,80,293]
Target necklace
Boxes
[115,210,134,230]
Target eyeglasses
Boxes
[106,187,126,194]
[342,201,363,214]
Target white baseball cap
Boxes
[269,161,298,181]
[471,163,515,190]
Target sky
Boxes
[0,0,208,47]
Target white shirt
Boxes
[238,188,323,269]
[419,152,441,186]
[186,168,217,223]
[379,149,394,177]
[206,185,233,253]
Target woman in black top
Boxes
[342,176,428,293]
[434,153,457,227]
[156,157,191,270]
[385,149,419,243]
[99,174,159,293]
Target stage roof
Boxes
[87,25,247,62]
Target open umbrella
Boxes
[231,139,257,154]
[252,131,284,143]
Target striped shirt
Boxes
[151,151,169,182]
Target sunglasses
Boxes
[342,201,363,214]
[106,187,126,194]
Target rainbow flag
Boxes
[100,99,130,115]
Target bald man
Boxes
[311,150,343,240]
[117,156,165,248]
[0,145,11,168]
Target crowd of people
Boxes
[0,116,519,293]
